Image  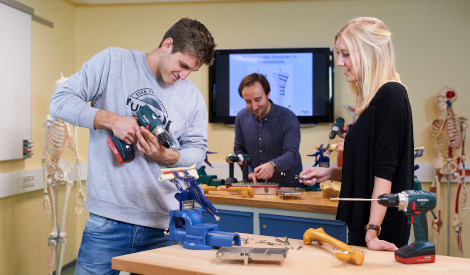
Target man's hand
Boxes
[254,163,275,181]
[94,110,140,144]
[112,116,140,144]
[248,173,258,183]
[136,126,178,165]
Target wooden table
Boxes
[205,191,338,213]
[112,233,470,275]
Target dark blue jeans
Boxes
[75,213,172,275]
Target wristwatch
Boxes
[269,161,277,171]
[364,224,381,236]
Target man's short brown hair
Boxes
[160,17,216,66]
[238,73,271,98]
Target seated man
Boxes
[234,73,303,187]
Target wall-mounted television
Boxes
[208,47,334,125]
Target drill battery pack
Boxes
[395,241,435,264]
[107,135,135,163]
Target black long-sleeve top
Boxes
[337,82,414,247]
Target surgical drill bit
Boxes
[330,198,379,201]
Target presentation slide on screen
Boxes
[229,52,313,117]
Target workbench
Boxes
[203,192,347,241]
[112,233,470,275]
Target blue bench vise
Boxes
[159,165,241,250]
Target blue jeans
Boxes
[75,213,173,275]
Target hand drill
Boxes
[332,190,436,264]
[226,153,252,184]
[107,105,173,163]
[329,117,345,139]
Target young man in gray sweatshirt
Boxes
[50,17,216,274]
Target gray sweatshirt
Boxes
[50,47,208,228]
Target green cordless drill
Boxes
[332,190,436,264]
[107,105,172,163]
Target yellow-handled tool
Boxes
[202,184,218,193]
[219,186,254,198]
[315,144,343,151]
[303,228,364,265]
[202,185,254,198]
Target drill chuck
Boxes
[377,193,398,206]
[152,125,173,148]
[226,153,240,163]
[329,117,345,139]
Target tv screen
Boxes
[209,47,334,125]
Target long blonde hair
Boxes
[335,17,401,114]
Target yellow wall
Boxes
[0,0,469,273]
[0,0,82,274]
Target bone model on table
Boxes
[431,87,468,257]
[303,227,364,265]
[41,74,85,275]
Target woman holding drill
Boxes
[299,17,414,251]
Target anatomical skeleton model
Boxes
[42,75,85,275]
[431,87,468,257]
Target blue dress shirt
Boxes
[234,101,303,187]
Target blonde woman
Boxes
[300,17,413,251]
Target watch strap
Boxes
[364,224,381,236]
[269,161,277,171]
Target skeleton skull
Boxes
[437,87,457,110]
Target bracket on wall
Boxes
[1,0,54,28]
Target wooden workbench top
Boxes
[205,191,338,213]
[112,233,470,275]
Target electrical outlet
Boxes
[22,174,35,188]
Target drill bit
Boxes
[330,198,379,201]
[279,171,304,180]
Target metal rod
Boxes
[330,198,378,201]
[447,177,450,256]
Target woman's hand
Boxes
[365,228,397,252]
[298,167,332,186]
[366,236,398,252]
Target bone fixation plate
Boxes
[158,164,199,181]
